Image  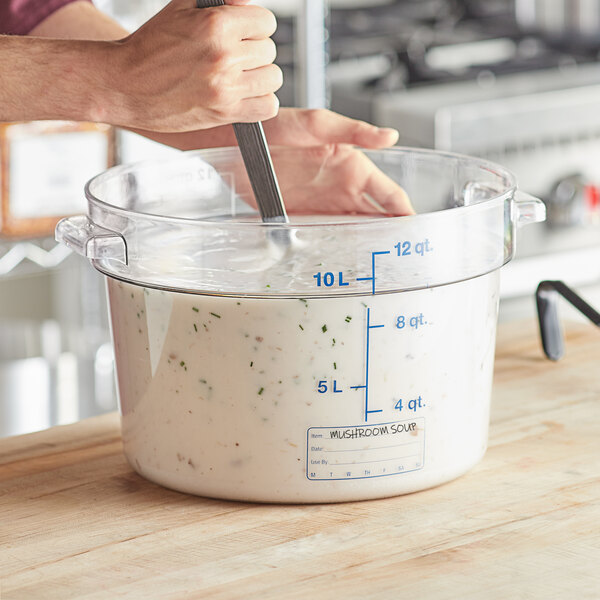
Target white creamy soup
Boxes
[107,270,499,503]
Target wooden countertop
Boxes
[1,320,599,599]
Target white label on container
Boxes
[306,418,425,480]
[10,131,108,218]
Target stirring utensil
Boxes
[196,0,289,228]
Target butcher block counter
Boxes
[1,319,599,599]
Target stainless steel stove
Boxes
[304,0,600,313]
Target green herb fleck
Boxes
[203,323,208,331]
[258,387,264,395]
[210,312,221,319]
[192,307,199,313]
[200,378,207,384]
[361,302,367,308]
[193,324,198,332]
[322,324,328,333]
[332,338,336,346]
[237,302,241,305]
[299,298,307,304]
[250,361,254,367]
[266,284,271,288]
[345,316,352,323]
[334,362,337,370]
[180,361,187,371]
[299,324,304,331]
[137,312,140,319]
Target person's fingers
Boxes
[299,109,399,148]
[362,166,415,215]
[237,93,280,122]
[221,5,277,40]
[239,64,283,98]
[363,127,400,148]
[240,38,277,71]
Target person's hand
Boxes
[270,144,414,216]
[191,110,412,215]
[264,113,412,216]
[261,111,414,215]
[110,0,282,132]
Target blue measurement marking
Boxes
[351,308,385,420]
[352,251,390,421]
[356,251,390,295]
[365,307,384,421]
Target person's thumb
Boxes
[302,110,399,149]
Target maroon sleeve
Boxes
[0,0,92,35]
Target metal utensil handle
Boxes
[536,280,600,361]
[196,0,288,224]
[232,122,287,223]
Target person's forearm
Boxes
[10,0,281,134]
[0,35,123,124]
[25,2,245,148]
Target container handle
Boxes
[55,216,127,265]
[514,191,546,227]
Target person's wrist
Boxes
[41,38,130,126]
[82,39,134,127]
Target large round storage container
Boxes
[57,147,545,502]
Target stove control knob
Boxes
[544,173,599,227]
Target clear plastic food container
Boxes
[57,146,545,503]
